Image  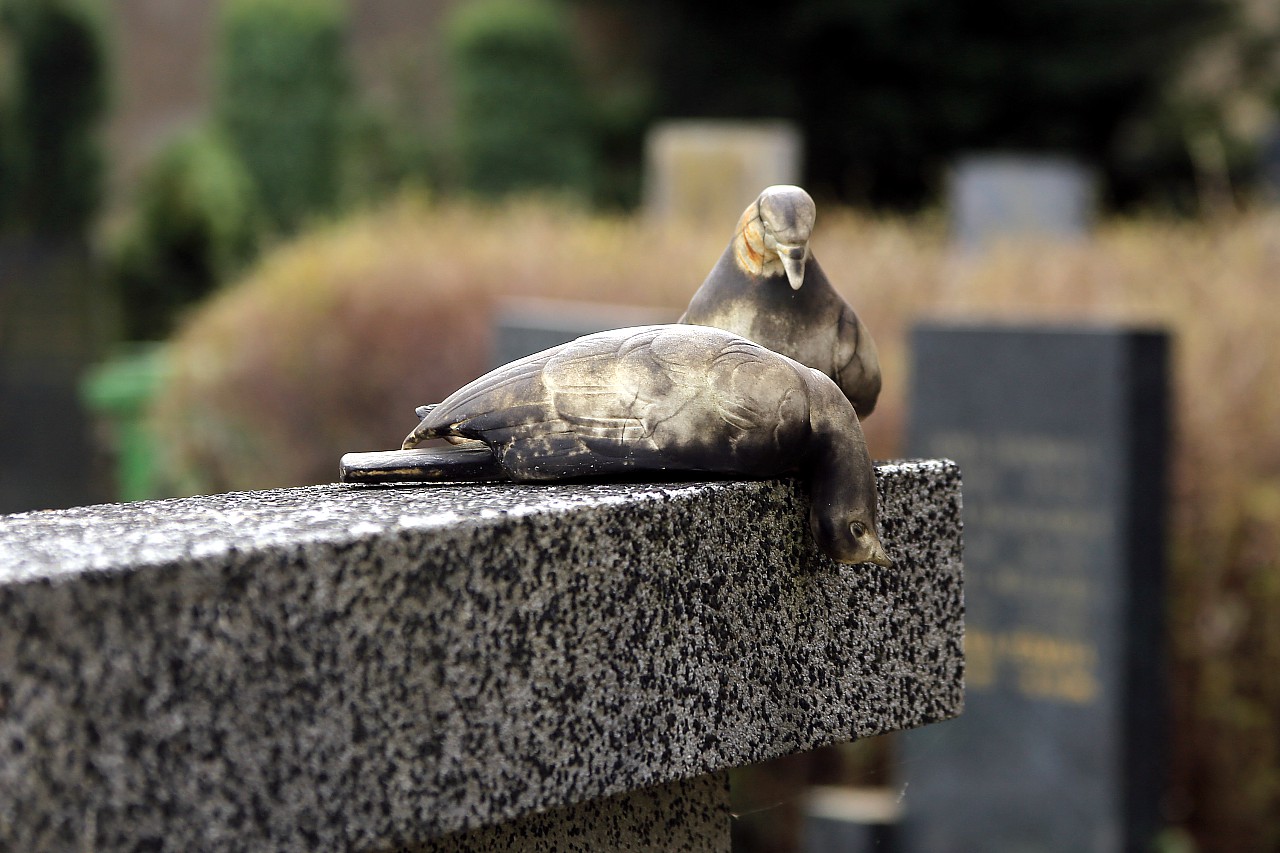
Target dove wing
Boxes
[832,305,882,418]
[426,325,810,481]
[538,326,809,473]
[539,325,703,459]
[422,348,556,439]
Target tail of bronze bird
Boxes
[338,403,504,484]
[403,403,451,449]
[340,444,505,484]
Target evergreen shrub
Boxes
[446,0,596,200]
[214,0,349,232]
[111,128,260,341]
[0,0,106,235]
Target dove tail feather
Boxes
[340,446,506,484]
[422,358,549,430]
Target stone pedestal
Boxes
[0,462,962,851]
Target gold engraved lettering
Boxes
[933,429,1109,706]
[967,628,1100,706]
[966,629,997,689]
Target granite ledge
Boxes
[0,460,963,852]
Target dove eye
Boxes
[850,522,866,538]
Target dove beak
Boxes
[867,541,894,569]
[778,245,807,290]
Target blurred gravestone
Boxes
[0,238,108,512]
[492,298,672,367]
[901,323,1169,852]
[802,786,901,853]
[949,154,1097,250]
[1258,121,1280,203]
[643,120,801,228]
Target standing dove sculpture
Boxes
[679,185,882,418]
[341,324,892,567]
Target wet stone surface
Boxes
[0,461,963,852]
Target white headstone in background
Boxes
[644,120,802,227]
[949,154,1098,249]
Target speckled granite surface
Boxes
[417,772,730,853]
[0,461,963,852]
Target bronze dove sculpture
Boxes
[679,185,882,418]
[341,324,891,567]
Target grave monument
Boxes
[902,322,1170,852]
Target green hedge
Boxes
[446,0,596,200]
[214,0,349,232]
[111,128,260,341]
[0,0,107,236]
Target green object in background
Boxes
[81,346,171,502]
[214,0,350,233]
[446,0,596,200]
[109,127,261,341]
[0,0,108,237]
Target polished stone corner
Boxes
[0,460,962,852]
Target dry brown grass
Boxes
[154,196,1280,847]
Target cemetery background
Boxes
[2,0,1280,849]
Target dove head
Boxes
[733,185,817,290]
[802,369,893,568]
[811,501,892,568]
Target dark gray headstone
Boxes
[1259,121,1280,203]
[0,236,108,512]
[901,323,1169,853]
[492,298,672,367]
[949,154,1097,249]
